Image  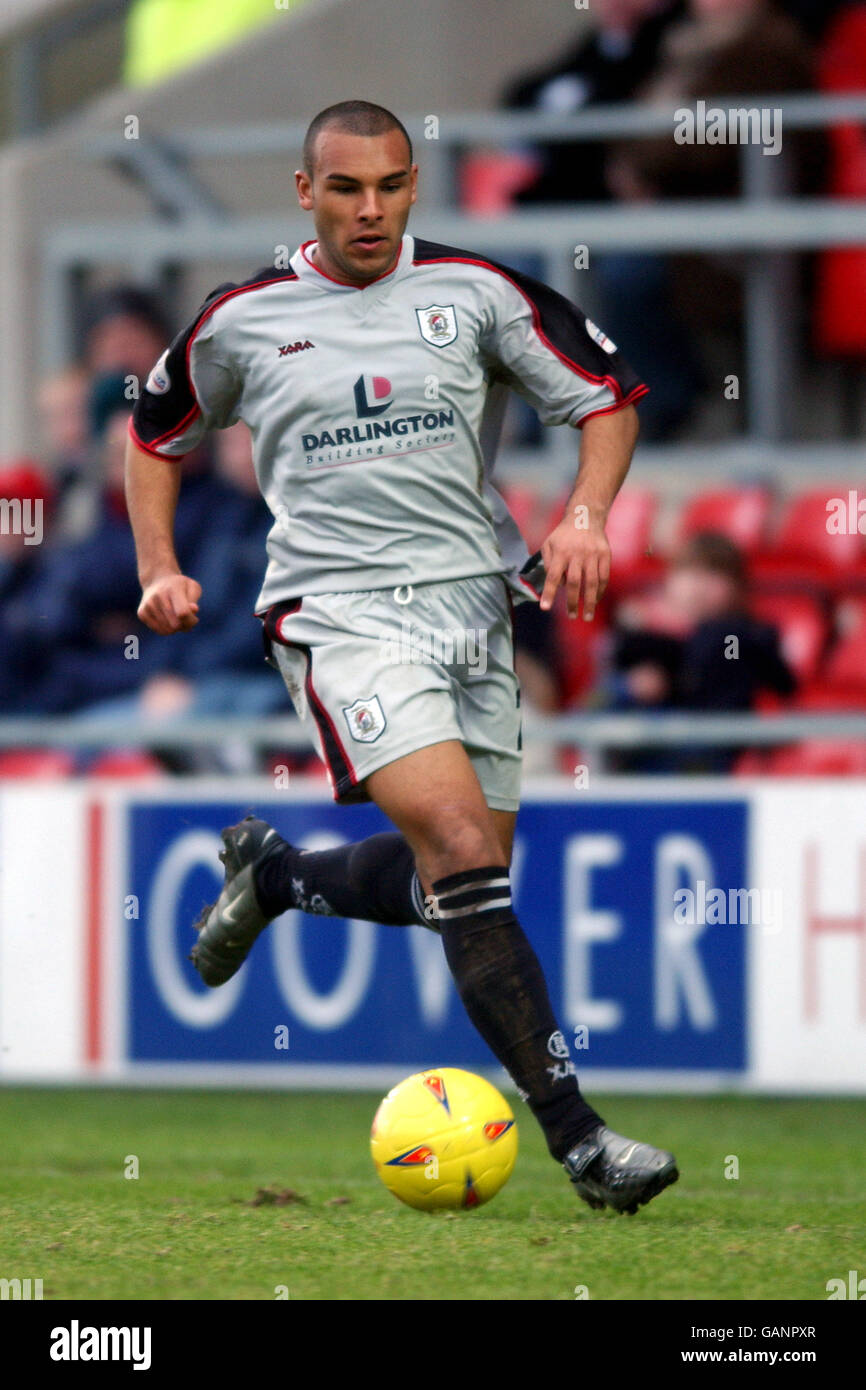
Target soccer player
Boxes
[127,100,677,1215]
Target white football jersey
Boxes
[131,234,647,609]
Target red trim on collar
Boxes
[300,239,403,288]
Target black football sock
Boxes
[432,865,603,1162]
[253,830,429,927]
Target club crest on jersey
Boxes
[585,318,617,354]
[416,304,458,348]
[342,695,386,743]
[145,349,171,395]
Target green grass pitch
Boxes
[0,1088,863,1301]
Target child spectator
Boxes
[607,531,795,768]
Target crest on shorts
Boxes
[342,695,386,743]
[415,304,458,348]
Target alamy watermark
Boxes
[1,1276,43,1299]
[50,1322,152,1370]
[826,490,866,534]
[674,101,783,157]
[0,497,43,545]
[673,880,782,932]
[380,621,488,674]
[826,1269,866,1299]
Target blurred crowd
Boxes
[507,475,866,778]
[484,0,866,440]
[0,286,314,777]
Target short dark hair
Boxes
[674,531,747,589]
[83,284,169,340]
[303,100,412,176]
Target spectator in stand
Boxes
[83,284,170,386]
[107,421,291,725]
[606,531,795,770]
[38,287,173,543]
[609,0,817,202]
[780,0,854,39]
[490,4,687,442]
[597,0,818,437]
[14,379,252,717]
[36,366,91,540]
[72,419,292,773]
[501,0,686,205]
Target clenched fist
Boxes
[137,573,202,634]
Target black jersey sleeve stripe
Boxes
[412,237,646,407]
[131,266,299,457]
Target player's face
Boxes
[295,128,417,286]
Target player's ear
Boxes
[409,163,419,206]
[295,168,314,210]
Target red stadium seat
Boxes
[0,749,75,778]
[600,487,661,593]
[731,748,769,775]
[458,151,542,214]
[497,482,549,553]
[750,594,829,685]
[554,600,609,706]
[558,745,590,781]
[751,487,866,594]
[823,601,866,689]
[86,751,165,779]
[735,738,866,775]
[677,487,772,556]
[766,740,866,775]
[793,682,866,711]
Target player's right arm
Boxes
[125,436,201,634]
[126,281,241,635]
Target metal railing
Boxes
[3,711,866,775]
[80,94,866,203]
[43,95,866,456]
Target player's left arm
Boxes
[477,258,648,620]
[539,402,639,620]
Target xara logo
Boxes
[354,373,393,417]
[278,340,315,357]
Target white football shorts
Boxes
[260,572,522,810]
